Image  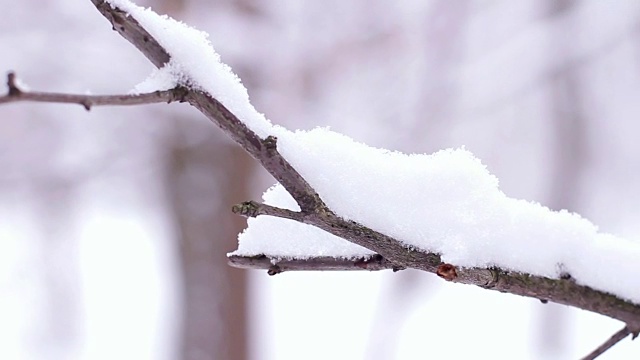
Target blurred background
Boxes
[1,0,640,359]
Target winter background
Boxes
[2,0,640,359]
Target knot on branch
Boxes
[6,72,21,96]
[232,201,260,218]
[436,263,458,281]
[268,264,283,276]
[481,267,500,288]
[263,135,278,156]
[81,100,92,111]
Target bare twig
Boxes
[228,254,397,273]
[0,72,186,110]
[581,326,634,360]
[231,201,306,222]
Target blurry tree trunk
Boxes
[536,0,586,355]
[154,0,254,357]
[366,3,470,357]
[34,178,80,359]
[164,120,253,360]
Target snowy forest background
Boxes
[2,0,640,359]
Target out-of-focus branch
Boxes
[0,72,186,110]
[581,326,636,360]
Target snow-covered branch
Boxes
[85,1,640,332]
[0,72,184,109]
[2,1,639,357]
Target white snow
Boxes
[240,129,640,305]
[130,64,177,94]
[108,0,274,137]
[237,183,375,259]
[109,0,640,305]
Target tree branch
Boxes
[231,201,306,222]
[3,2,635,354]
[0,72,186,110]
[228,206,640,329]
[185,96,326,214]
[83,0,640,332]
[228,254,398,275]
[581,326,635,360]
[90,0,326,216]
[92,1,170,68]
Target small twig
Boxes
[581,326,633,360]
[228,254,396,272]
[0,72,187,110]
[231,201,306,222]
[7,72,21,96]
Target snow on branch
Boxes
[3,1,640,356]
[85,0,640,332]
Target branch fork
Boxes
[231,200,306,223]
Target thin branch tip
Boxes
[581,326,632,360]
[231,200,260,218]
[229,254,397,272]
[231,201,306,223]
[0,81,185,108]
